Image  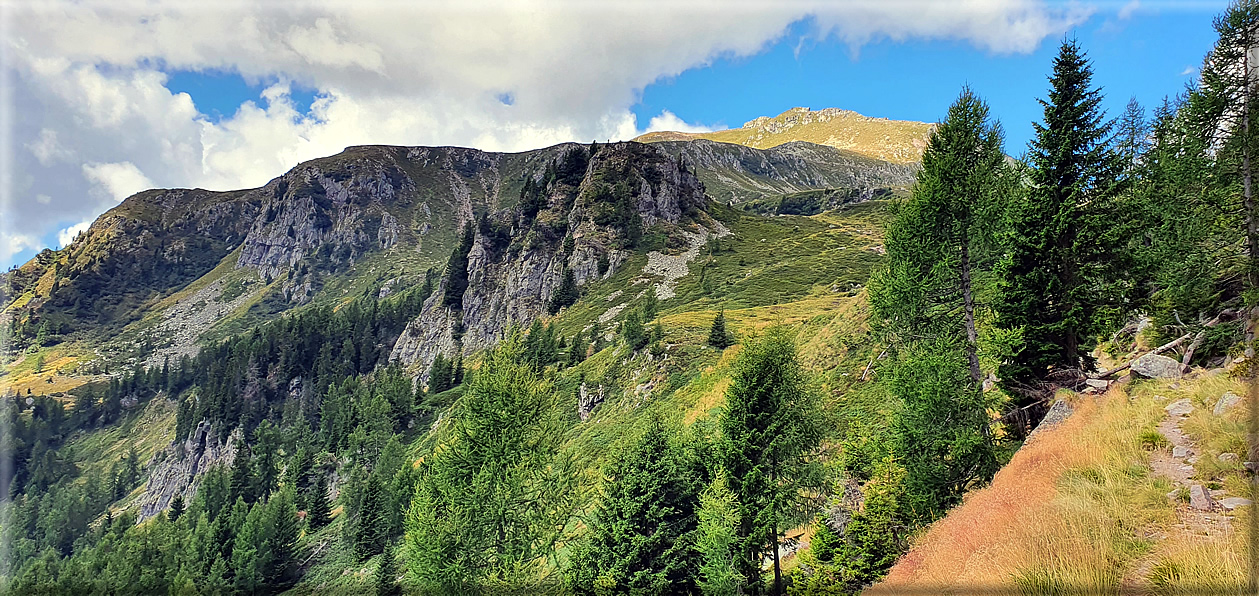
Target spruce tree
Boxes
[719,327,822,596]
[548,268,579,314]
[707,309,733,349]
[442,224,476,309]
[622,311,647,351]
[307,473,332,530]
[376,546,401,596]
[996,39,1126,402]
[355,473,388,561]
[168,495,185,522]
[569,415,702,595]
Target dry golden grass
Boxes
[866,378,1247,595]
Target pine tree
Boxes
[997,39,1127,403]
[707,309,733,349]
[569,415,703,595]
[442,224,476,309]
[548,268,579,314]
[354,473,388,561]
[1191,1,1259,353]
[376,546,401,596]
[307,473,332,530]
[622,311,647,351]
[428,353,452,394]
[720,327,823,596]
[168,495,185,522]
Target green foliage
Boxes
[996,39,1129,398]
[622,310,648,351]
[549,268,580,314]
[695,470,742,596]
[307,472,332,530]
[569,415,704,595]
[707,309,734,349]
[443,224,476,309]
[719,327,823,594]
[404,333,576,593]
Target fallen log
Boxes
[1090,309,1238,380]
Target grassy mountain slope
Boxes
[870,374,1250,594]
[635,107,934,164]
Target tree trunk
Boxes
[771,517,781,596]
[960,242,982,384]
[1245,38,1258,358]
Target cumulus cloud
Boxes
[1,0,1089,267]
[82,162,157,202]
[57,221,91,248]
[645,111,716,134]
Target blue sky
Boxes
[2,1,1230,269]
[630,10,1217,155]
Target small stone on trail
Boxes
[1214,391,1242,416]
[1163,399,1194,416]
[1221,497,1253,510]
[1189,485,1215,511]
[1172,446,1191,459]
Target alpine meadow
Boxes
[3,2,1258,596]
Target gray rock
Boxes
[1084,378,1109,389]
[1219,452,1240,464]
[1028,399,1074,438]
[1214,391,1243,416]
[1164,399,1194,416]
[137,420,239,521]
[1221,497,1253,510]
[1189,485,1215,511]
[578,383,605,422]
[1246,461,1259,473]
[1132,353,1183,378]
[1172,446,1191,459]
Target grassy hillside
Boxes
[870,372,1251,594]
[636,107,933,164]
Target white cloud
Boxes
[645,110,716,134]
[82,162,156,202]
[1,0,1089,267]
[2,234,40,264]
[57,221,91,248]
[1180,65,1198,76]
[1118,0,1140,20]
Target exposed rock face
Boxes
[391,142,716,380]
[1028,398,1074,439]
[137,420,238,521]
[1131,353,1183,379]
[578,383,605,421]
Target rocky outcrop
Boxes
[137,420,238,521]
[391,142,716,380]
[578,383,605,421]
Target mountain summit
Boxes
[634,107,933,164]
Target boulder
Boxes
[1131,353,1183,379]
[1221,497,1253,510]
[1189,484,1215,511]
[1084,378,1108,390]
[1164,399,1194,416]
[1214,391,1242,416]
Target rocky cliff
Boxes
[390,142,714,379]
[137,419,238,521]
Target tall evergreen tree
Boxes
[405,333,577,593]
[695,470,741,596]
[307,473,332,530]
[719,328,822,596]
[569,415,703,595]
[707,309,733,349]
[997,39,1127,403]
[548,268,579,314]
